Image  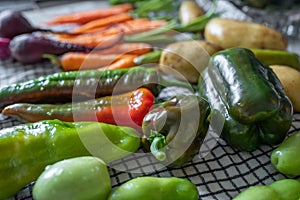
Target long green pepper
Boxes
[0,119,140,199]
[0,67,192,110]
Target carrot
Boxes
[57,19,167,40]
[72,12,133,34]
[58,31,152,54]
[99,54,138,71]
[123,19,168,35]
[72,18,167,35]
[47,3,133,25]
[96,43,153,55]
[58,33,122,47]
[61,53,120,71]
[76,18,149,34]
[57,25,120,40]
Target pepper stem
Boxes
[149,131,167,161]
[43,54,60,66]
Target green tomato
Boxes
[271,131,300,176]
[269,179,300,200]
[108,176,198,200]
[233,186,280,200]
[33,156,111,200]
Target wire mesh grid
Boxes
[1,57,300,199]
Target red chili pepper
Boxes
[2,88,155,130]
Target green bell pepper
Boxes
[198,48,293,151]
[0,119,140,199]
[233,179,300,200]
[142,94,210,168]
[108,176,199,200]
[271,130,300,176]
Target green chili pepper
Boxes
[198,48,293,151]
[233,179,300,200]
[250,48,300,70]
[271,131,300,176]
[108,176,199,200]
[0,66,192,110]
[142,94,210,167]
[0,120,140,199]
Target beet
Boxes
[9,33,124,64]
[0,38,11,59]
[0,10,76,39]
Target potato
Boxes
[179,1,204,25]
[159,40,222,83]
[204,18,287,50]
[270,65,300,112]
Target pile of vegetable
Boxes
[0,0,300,199]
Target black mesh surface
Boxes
[1,58,300,200]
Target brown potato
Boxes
[270,65,300,112]
[159,40,222,83]
[204,18,287,50]
[179,1,204,25]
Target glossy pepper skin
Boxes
[233,179,300,200]
[142,94,209,168]
[107,176,199,200]
[198,48,293,151]
[0,66,191,110]
[0,119,140,199]
[2,88,155,130]
[271,131,300,176]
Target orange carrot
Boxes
[47,3,133,25]
[58,52,126,71]
[57,19,167,41]
[99,54,138,71]
[72,12,132,34]
[58,33,122,47]
[71,18,167,35]
[58,31,152,54]
[122,19,168,35]
[96,43,152,55]
[76,18,149,34]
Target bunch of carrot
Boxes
[46,43,152,71]
[45,3,166,71]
